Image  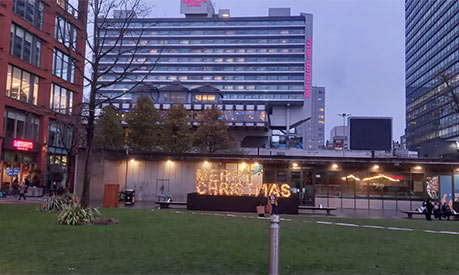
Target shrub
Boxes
[57,203,101,226]
[42,194,80,212]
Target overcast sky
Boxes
[147,0,406,141]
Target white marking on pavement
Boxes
[316,221,333,225]
[439,231,459,235]
[361,225,385,229]
[335,223,359,227]
[387,227,413,231]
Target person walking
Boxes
[442,202,452,221]
[17,183,27,201]
[425,199,434,221]
[270,192,279,216]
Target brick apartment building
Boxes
[0,0,87,192]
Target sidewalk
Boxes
[0,196,43,205]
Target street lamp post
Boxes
[337,113,351,155]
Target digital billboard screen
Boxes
[349,117,392,151]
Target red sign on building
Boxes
[13,139,34,151]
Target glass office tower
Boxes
[405,0,458,150]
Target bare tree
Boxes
[77,0,161,206]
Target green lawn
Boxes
[1,204,459,274]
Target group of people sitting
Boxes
[419,199,454,221]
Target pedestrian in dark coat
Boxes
[433,202,442,220]
[425,199,434,221]
[442,202,452,221]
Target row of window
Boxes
[13,0,44,29]
[109,65,304,72]
[48,120,73,149]
[6,64,39,105]
[108,20,305,28]
[223,94,303,100]
[104,74,304,81]
[10,23,41,67]
[407,51,458,88]
[406,2,457,55]
[109,38,305,45]
[3,108,40,142]
[406,0,449,44]
[55,14,78,49]
[50,84,74,115]
[405,0,436,36]
[105,83,305,91]
[406,38,458,83]
[115,47,304,54]
[56,0,79,19]
[406,75,458,112]
[406,25,458,71]
[107,29,305,36]
[102,56,305,63]
[52,48,75,83]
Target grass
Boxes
[1,204,459,274]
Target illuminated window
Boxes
[236,58,245,62]
[319,120,325,124]
[226,58,234,62]
[319,115,325,119]
[149,49,158,53]
[280,30,289,34]
[195,95,216,102]
[215,58,223,62]
[214,76,222,80]
[319,108,324,111]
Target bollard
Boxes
[269,214,280,275]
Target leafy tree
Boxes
[126,96,161,151]
[160,104,192,153]
[93,105,125,150]
[193,106,235,153]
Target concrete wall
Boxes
[75,154,263,202]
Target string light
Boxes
[341,175,361,181]
[194,169,291,198]
[362,175,400,182]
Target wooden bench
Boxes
[402,210,459,219]
[298,206,337,215]
[154,201,187,209]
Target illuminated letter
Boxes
[208,169,220,195]
[195,169,208,195]
[281,184,291,198]
[219,169,233,196]
[270,184,281,197]
[263,184,270,196]
[233,170,244,196]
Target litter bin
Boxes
[124,189,135,206]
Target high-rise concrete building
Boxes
[97,0,322,149]
[405,0,458,151]
[0,0,87,191]
[302,86,325,149]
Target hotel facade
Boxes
[96,1,325,150]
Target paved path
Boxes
[0,196,43,204]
